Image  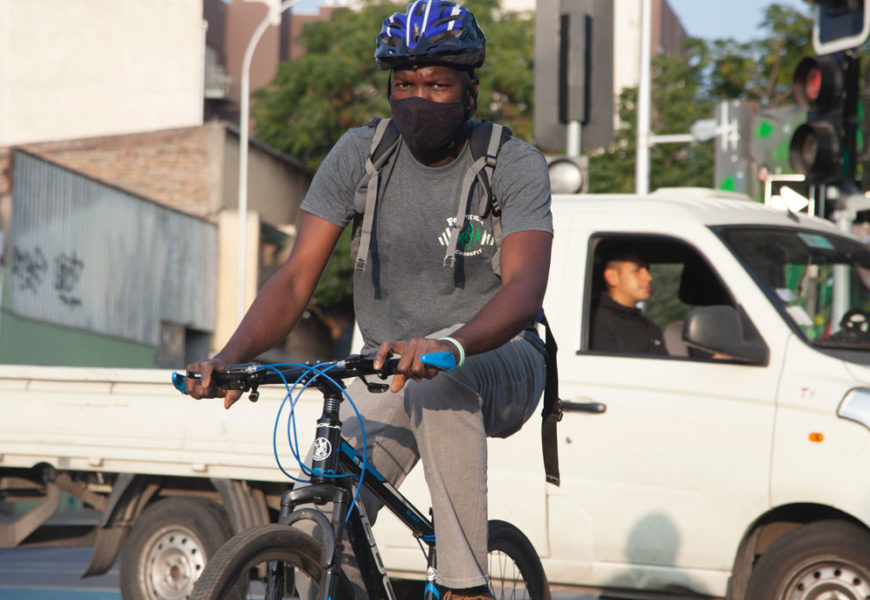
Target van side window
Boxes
[585,236,735,358]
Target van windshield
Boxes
[719,226,870,350]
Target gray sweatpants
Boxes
[337,329,546,591]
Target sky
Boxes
[668,0,809,42]
[287,0,814,39]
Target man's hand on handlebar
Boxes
[185,357,244,409]
[374,338,460,393]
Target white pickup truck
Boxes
[4,187,870,600]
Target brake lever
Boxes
[360,375,390,393]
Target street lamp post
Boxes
[236,0,304,323]
[635,0,652,195]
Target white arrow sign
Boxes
[770,185,810,213]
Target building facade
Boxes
[0,0,316,368]
[2,124,312,367]
[0,0,206,147]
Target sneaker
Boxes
[441,587,495,600]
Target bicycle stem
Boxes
[311,390,345,485]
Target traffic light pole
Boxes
[567,121,581,157]
[831,190,870,325]
[237,0,302,324]
[635,0,652,194]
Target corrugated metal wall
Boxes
[10,151,216,346]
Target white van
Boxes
[6,187,870,600]
[375,187,870,600]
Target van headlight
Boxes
[838,388,870,430]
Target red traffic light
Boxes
[789,52,858,183]
[792,56,843,112]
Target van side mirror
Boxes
[684,305,769,365]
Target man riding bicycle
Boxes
[186,2,552,597]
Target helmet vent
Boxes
[374,0,486,70]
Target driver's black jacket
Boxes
[590,293,667,355]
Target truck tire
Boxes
[745,519,870,600]
[120,497,233,600]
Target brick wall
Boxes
[20,124,227,220]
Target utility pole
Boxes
[635,0,652,194]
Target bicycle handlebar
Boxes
[172,351,456,396]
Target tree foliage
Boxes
[589,2,812,193]
[252,1,813,312]
[253,0,537,313]
[707,4,813,107]
[253,0,536,170]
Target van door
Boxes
[549,233,779,596]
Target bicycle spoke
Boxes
[489,549,529,600]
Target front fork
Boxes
[273,483,352,600]
[271,390,351,600]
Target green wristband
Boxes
[438,336,466,367]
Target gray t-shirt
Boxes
[301,122,553,351]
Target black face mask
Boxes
[389,96,468,156]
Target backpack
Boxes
[353,117,564,486]
[353,117,510,274]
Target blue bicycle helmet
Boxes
[375,0,486,71]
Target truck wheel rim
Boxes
[142,524,206,600]
[785,562,870,600]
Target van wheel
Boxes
[120,497,233,600]
[745,520,870,600]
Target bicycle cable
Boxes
[262,361,370,523]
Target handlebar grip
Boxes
[171,372,188,395]
[420,351,456,371]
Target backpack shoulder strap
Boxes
[537,310,562,486]
[354,118,401,271]
[470,121,511,214]
[441,121,512,270]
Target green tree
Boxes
[253,0,536,170]
[589,2,812,194]
[708,3,813,108]
[252,0,537,320]
[252,1,815,325]
[589,38,715,193]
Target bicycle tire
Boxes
[189,523,353,600]
[487,519,551,600]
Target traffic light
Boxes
[812,0,870,54]
[547,156,589,194]
[534,0,613,153]
[789,52,859,184]
[763,174,821,215]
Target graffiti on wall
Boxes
[12,246,84,307]
[55,252,84,307]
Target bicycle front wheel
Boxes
[190,524,352,600]
[488,519,551,600]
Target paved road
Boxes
[0,547,120,599]
[0,547,597,599]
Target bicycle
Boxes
[172,352,550,600]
